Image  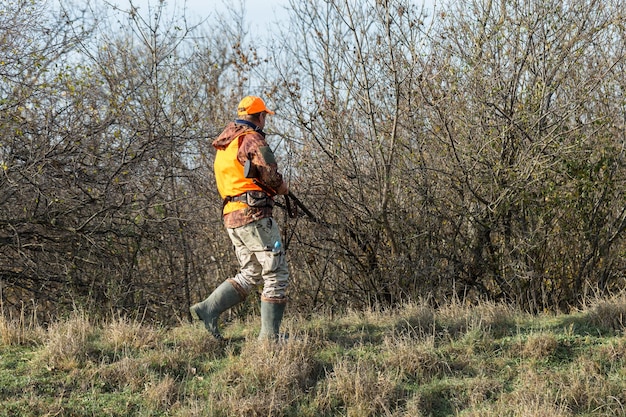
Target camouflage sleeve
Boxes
[239,133,288,195]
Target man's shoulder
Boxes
[213,122,254,149]
[239,131,268,151]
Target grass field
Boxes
[1,296,625,416]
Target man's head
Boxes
[237,96,274,128]
[237,96,274,116]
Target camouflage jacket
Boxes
[212,120,288,229]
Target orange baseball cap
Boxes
[237,96,275,116]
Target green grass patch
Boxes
[1,297,625,416]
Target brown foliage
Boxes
[0,0,625,322]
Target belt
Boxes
[227,194,248,203]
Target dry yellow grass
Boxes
[383,334,447,382]
[101,314,160,352]
[587,293,626,332]
[319,358,402,417]
[1,297,625,416]
[36,310,96,370]
[517,331,559,360]
[0,303,45,346]
[144,374,178,409]
[210,329,319,416]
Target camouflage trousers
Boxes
[226,217,289,300]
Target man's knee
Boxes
[228,274,256,297]
[261,269,289,299]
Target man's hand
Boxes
[276,182,289,195]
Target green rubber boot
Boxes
[258,299,287,340]
[190,281,244,340]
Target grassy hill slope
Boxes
[1,296,625,416]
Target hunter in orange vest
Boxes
[190,96,289,341]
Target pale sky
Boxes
[125,0,292,34]
[121,0,437,35]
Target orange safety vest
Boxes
[214,135,263,215]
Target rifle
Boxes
[244,159,317,222]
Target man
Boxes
[190,96,289,340]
